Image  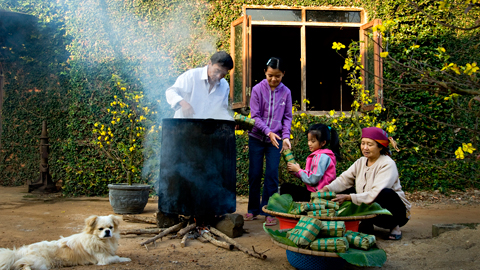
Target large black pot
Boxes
[158,118,236,217]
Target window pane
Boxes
[306,11,361,23]
[246,9,302,21]
[233,23,244,104]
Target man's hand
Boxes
[287,162,301,173]
[332,194,351,205]
[281,138,291,153]
[268,132,282,149]
[179,100,194,118]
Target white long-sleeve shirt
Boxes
[326,155,411,218]
[165,65,233,120]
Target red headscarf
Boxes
[361,127,389,148]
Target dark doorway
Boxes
[251,26,301,104]
[306,27,358,111]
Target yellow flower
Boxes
[376,123,382,128]
[455,147,464,159]
[114,95,117,99]
[387,125,395,133]
[380,52,388,58]
[121,87,126,91]
[129,146,134,152]
[97,136,101,140]
[464,62,479,76]
[438,47,446,53]
[332,119,338,124]
[137,133,140,137]
[300,113,306,117]
[410,44,420,49]
[290,134,294,139]
[462,143,476,154]
[94,123,98,127]
[235,130,244,135]
[332,42,346,50]
[329,110,335,116]
[111,120,115,124]
[104,136,109,141]
[116,118,120,122]
[303,99,310,104]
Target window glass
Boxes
[306,11,361,23]
[246,9,302,21]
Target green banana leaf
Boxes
[337,247,387,267]
[336,201,392,217]
[262,223,298,247]
[266,193,298,213]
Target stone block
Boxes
[214,214,244,238]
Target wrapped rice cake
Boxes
[288,202,325,215]
[234,114,255,130]
[307,209,336,217]
[310,198,340,210]
[310,237,349,253]
[282,148,297,164]
[319,221,346,237]
[286,216,323,247]
[345,230,376,250]
[310,191,336,200]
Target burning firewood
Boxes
[122,215,157,224]
[121,228,164,235]
[200,230,234,250]
[209,227,267,259]
[140,222,185,246]
[177,223,196,237]
[181,234,188,248]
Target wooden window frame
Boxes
[230,6,383,113]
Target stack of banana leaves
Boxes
[265,193,391,267]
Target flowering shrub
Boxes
[92,74,159,185]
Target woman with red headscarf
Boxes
[319,127,411,240]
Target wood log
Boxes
[201,232,234,250]
[177,223,196,237]
[181,234,188,248]
[210,227,267,259]
[121,228,164,235]
[140,222,184,246]
[123,215,157,224]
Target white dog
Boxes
[0,215,131,270]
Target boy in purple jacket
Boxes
[244,57,292,226]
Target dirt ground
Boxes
[0,186,479,270]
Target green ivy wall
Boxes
[0,0,478,196]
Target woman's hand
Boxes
[281,138,291,152]
[318,186,329,192]
[287,162,301,173]
[332,194,351,205]
[268,132,282,149]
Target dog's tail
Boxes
[0,248,16,270]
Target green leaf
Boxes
[266,193,296,213]
[337,248,387,267]
[262,223,297,248]
[336,201,392,217]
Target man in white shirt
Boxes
[165,51,234,120]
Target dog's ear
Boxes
[110,214,122,227]
[85,215,98,231]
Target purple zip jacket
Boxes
[249,79,292,143]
